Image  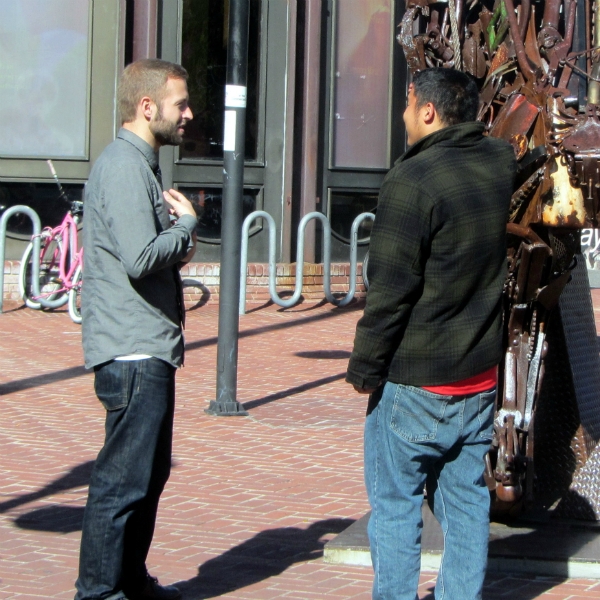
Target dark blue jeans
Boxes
[75,358,176,600]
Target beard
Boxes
[150,108,186,146]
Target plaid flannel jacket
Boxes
[347,121,517,390]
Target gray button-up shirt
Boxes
[81,128,196,369]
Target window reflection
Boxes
[332,0,392,169]
[180,0,260,161]
[0,0,90,158]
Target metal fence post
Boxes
[0,206,41,313]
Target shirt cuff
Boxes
[177,214,197,235]
[345,369,383,391]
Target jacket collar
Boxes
[399,121,486,164]
[117,128,159,171]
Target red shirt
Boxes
[422,366,497,395]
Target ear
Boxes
[139,96,157,122]
[421,102,436,125]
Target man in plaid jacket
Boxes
[347,68,516,600]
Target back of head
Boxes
[412,68,479,126]
[118,59,188,124]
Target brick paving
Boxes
[1,293,600,599]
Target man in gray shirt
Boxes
[75,59,196,600]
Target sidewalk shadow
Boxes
[1,301,364,395]
[419,493,599,600]
[14,504,85,533]
[242,372,346,411]
[295,350,351,360]
[176,518,355,599]
[181,278,211,311]
[3,460,93,534]
[0,460,93,514]
[0,364,88,395]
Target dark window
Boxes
[178,186,258,242]
[328,190,377,243]
[180,0,260,161]
[0,182,84,239]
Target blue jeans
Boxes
[75,358,176,600]
[364,381,495,600]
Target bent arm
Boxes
[103,165,196,279]
[346,178,431,390]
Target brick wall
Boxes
[179,262,367,306]
[3,261,367,307]
[2,261,20,302]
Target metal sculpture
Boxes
[398,0,600,515]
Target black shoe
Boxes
[128,576,181,600]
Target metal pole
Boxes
[205,0,250,416]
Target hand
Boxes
[353,385,379,395]
[163,188,197,219]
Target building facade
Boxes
[0,0,407,292]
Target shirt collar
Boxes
[116,128,159,171]
[398,121,486,164]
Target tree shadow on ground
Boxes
[176,518,355,599]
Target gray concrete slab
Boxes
[324,504,600,579]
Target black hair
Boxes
[412,68,479,125]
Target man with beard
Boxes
[75,59,196,600]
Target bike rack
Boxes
[0,206,41,314]
[239,211,375,314]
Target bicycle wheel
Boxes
[68,264,82,324]
[19,235,68,309]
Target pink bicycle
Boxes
[18,161,83,324]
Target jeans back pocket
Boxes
[390,385,447,443]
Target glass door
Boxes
[320,0,407,261]
[159,0,291,263]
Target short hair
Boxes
[117,59,189,124]
[412,68,479,125]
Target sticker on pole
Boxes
[225,85,247,108]
[224,110,236,152]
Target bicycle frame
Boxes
[56,211,82,290]
[19,160,84,314]
[45,157,83,292]
[38,212,82,294]
[27,210,82,309]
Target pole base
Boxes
[204,400,249,416]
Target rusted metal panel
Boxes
[397,0,600,519]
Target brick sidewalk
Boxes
[1,298,599,599]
